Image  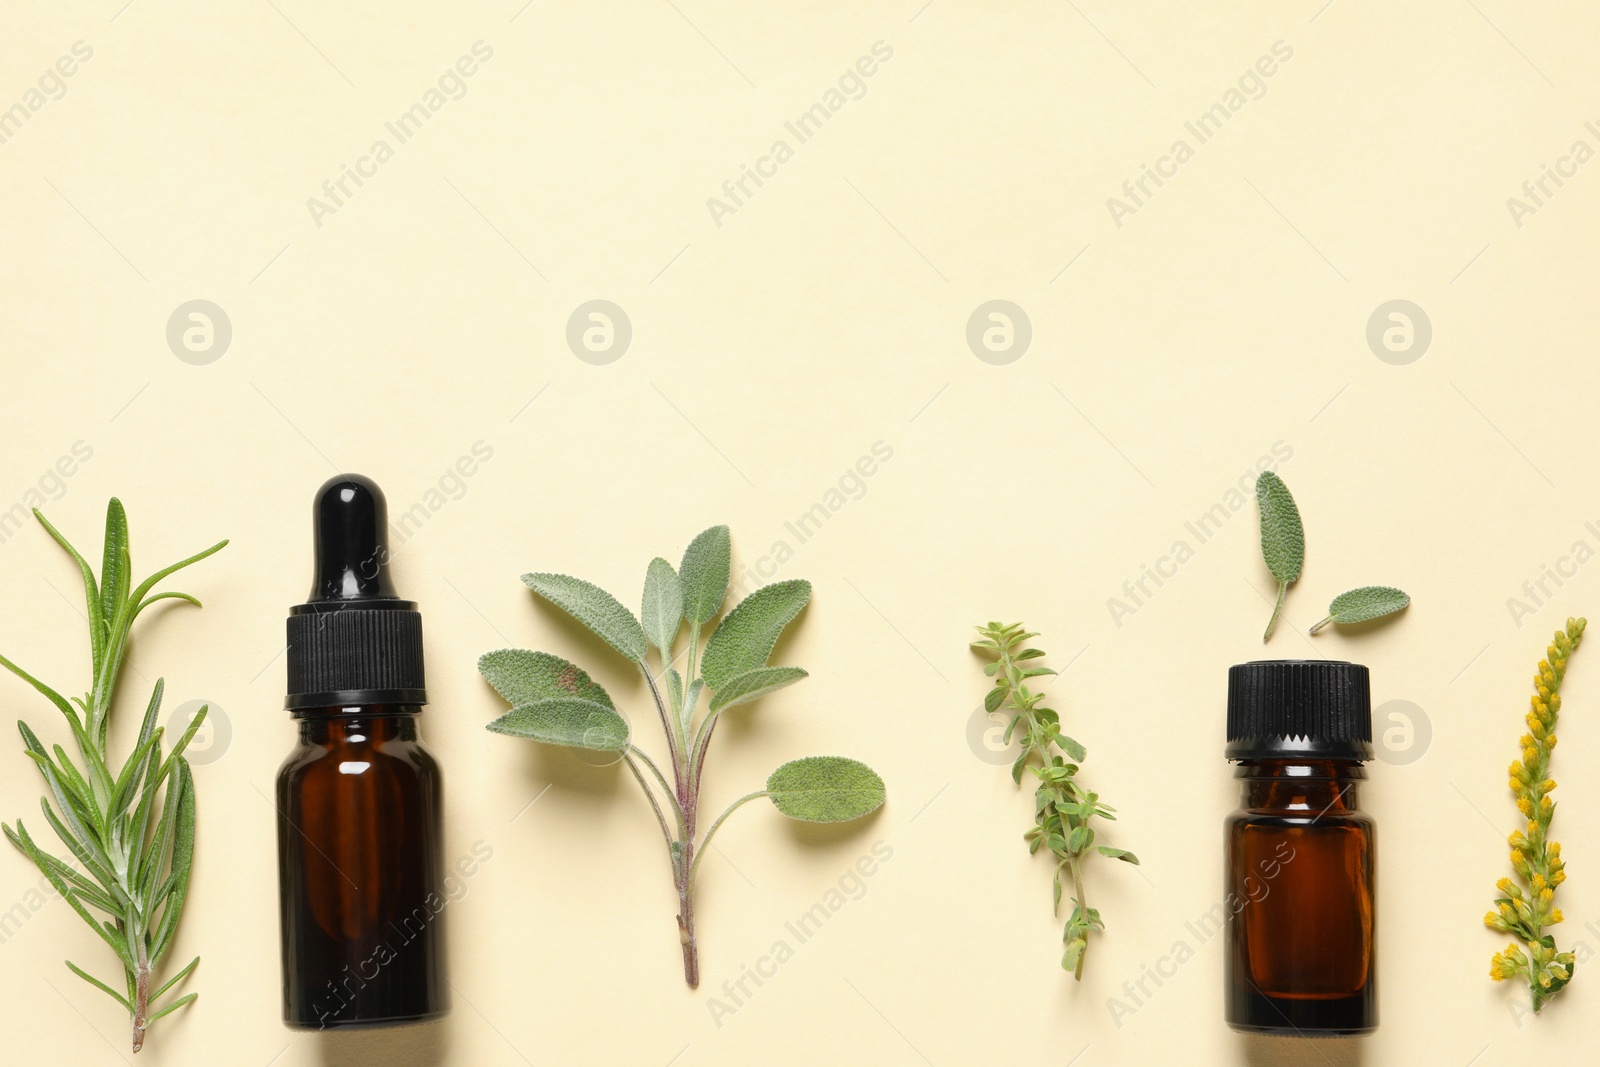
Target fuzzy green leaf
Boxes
[1255,471,1304,584]
[707,666,808,713]
[478,649,615,709]
[679,525,731,626]
[487,697,629,751]
[701,580,811,690]
[1096,846,1139,864]
[1309,585,1411,634]
[641,558,684,654]
[1255,471,1304,641]
[765,756,885,823]
[522,573,649,662]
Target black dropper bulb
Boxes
[310,474,398,602]
[286,474,427,710]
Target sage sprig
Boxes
[480,526,885,987]
[1,500,226,1052]
[971,622,1137,978]
[1486,617,1585,1013]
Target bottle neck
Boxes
[1233,759,1366,814]
[293,704,422,745]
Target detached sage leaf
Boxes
[707,666,807,713]
[641,558,684,654]
[765,756,886,822]
[478,649,614,708]
[701,579,811,689]
[487,697,629,751]
[1255,471,1304,642]
[523,572,649,662]
[1309,586,1410,634]
[678,525,731,626]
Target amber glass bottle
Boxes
[277,475,448,1029]
[1224,661,1376,1036]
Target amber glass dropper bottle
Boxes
[276,474,448,1030]
[1224,660,1376,1036]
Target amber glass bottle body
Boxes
[276,706,447,1030]
[1224,759,1375,1035]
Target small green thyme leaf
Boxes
[765,757,886,822]
[1309,586,1411,634]
[1255,471,1305,642]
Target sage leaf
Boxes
[701,579,811,690]
[679,525,731,626]
[707,666,808,713]
[1309,586,1411,634]
[641,558,684,654]
[478,649,615,708]
[487,697,629,751]
[1255,471,1304,642]
[765,756,885,822]
[523,572,649,662]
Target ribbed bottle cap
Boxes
[284,475,427,710]
[1226,660,1370,761]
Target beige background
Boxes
[2,1,1598,1064]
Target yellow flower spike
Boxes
[1490,620,1586,1012]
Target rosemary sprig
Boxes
[1,501,226,1052]
[972,622,1137,978]
[1486,616,1585,1013]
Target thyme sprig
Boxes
[1486,617,1585,1013]
[972,622,1137,978]
[0,501,226,1052]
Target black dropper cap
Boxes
[1225,660,1371,761]
[284,475,427,711]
